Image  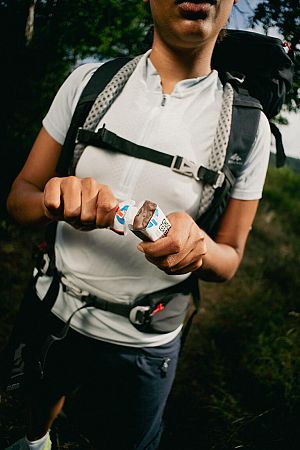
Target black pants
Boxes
[35,321,181,450]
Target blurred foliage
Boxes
[252,0,300,112]
[263,165,300,231]
[252,0,300,47]
[0,0,151,216]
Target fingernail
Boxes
[137,244,144,253]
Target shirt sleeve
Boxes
[230,111,271,200]
[42,63,101,145]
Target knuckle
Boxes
[198,240,207,255]
[82,177,96,189]
[64,207,80,220]
[169,237,182,253]
[43,192,51,207]
[161,255,175,270]
[80,214,95,223]
[44,177,59,193]
[44,194,57,211]
[99,183,110,195]
[62,176,79,189]
[46,176,59,186]
[98,199,117,214]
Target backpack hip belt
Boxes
[34,245,198,336]
[58,273,193,330]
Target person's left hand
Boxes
[137,211,207,275]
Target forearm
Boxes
[7,179,50,227]
[196,230,242,282]
[196,199,260,282]
[6,128,63,227]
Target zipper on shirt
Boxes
[121,158,139,191]
[120,94,167,192]
[161,94,167,107]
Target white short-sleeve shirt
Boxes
[38,51,271,347]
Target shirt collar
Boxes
[139,49,216,95]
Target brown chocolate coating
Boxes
[133,200,157,230]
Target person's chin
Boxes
[172,16,216,47]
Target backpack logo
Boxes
[228,153,243,165]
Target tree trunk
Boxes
[25,0,37,44]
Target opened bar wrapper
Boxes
[110,200,137,235]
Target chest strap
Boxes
[76,125,230,189]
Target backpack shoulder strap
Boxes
[45,57,132,265]
[56,57,132,176]
[197,80,263,236]
[225,86,262,177]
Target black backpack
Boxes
[56,29,293,237]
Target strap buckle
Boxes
[60,276,90,300]
[129,306,151,325]
[212,170,225,189]
[171,155,200,181]
[75,127,84,144]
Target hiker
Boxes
[5,0,271,449]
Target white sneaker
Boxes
[5,434,52,450]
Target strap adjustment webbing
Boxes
[171,155,225,189]
[76,126,225,188]
[59,274,193,318]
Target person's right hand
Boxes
[43,176,118,231]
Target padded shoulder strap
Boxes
[225,89,262,179]
[56,57,131,176]
[197,86,262,237]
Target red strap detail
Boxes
[283,41,293,57]
[152,303,165,315]
[283,41,292,50]
[38,241,48,251]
